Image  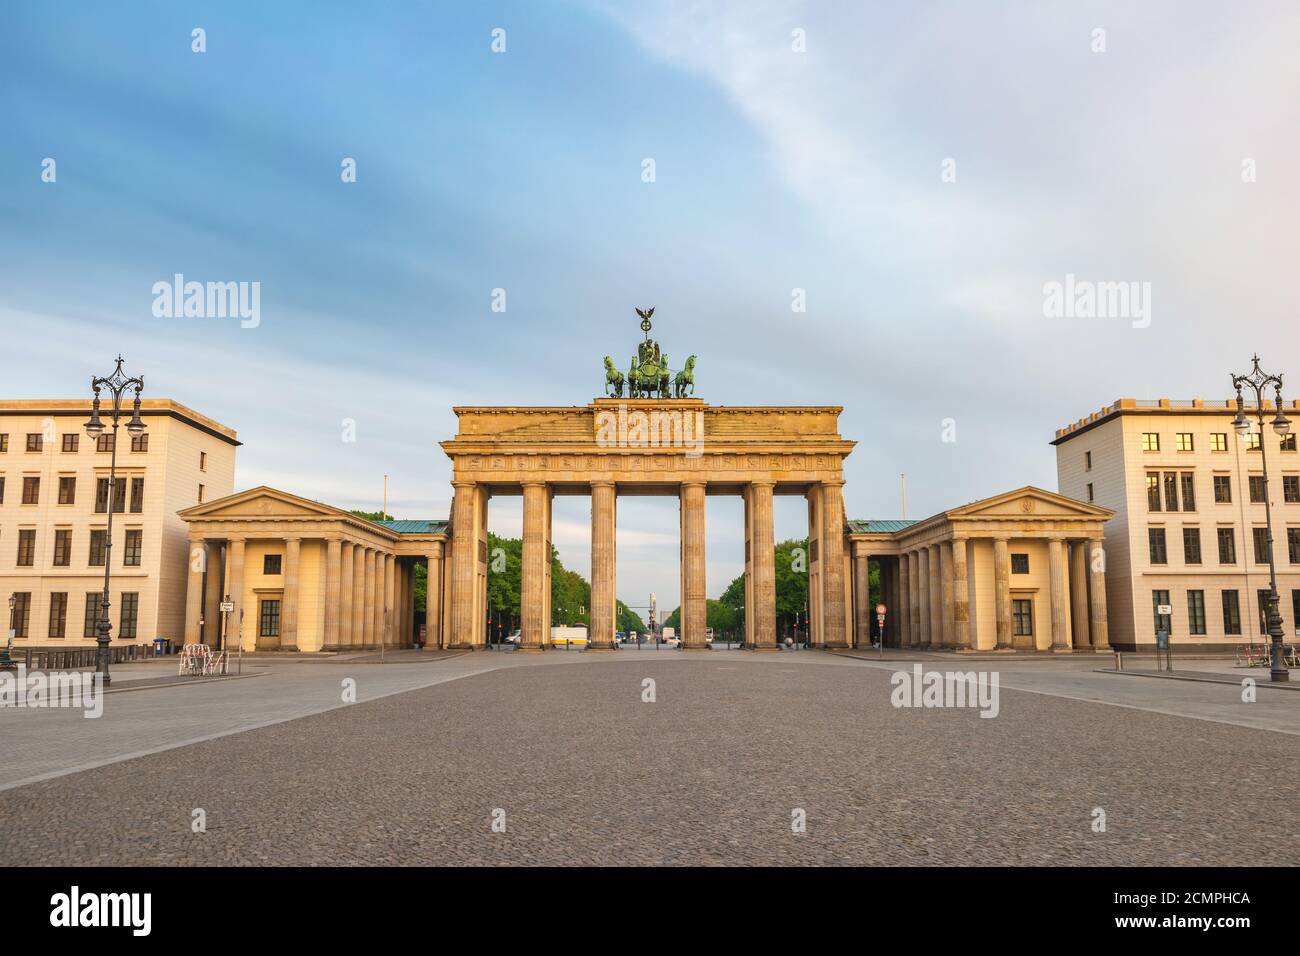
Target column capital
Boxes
[284,535,302,544]
[821,478,846,489]
[521,479,548,489]
[589,479,616,490]
[681,480,707,490]
[451,479,476,490]
[749,478,776,489]
[951,533,969,545]
[427,541,445,559]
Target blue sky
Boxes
[2,1,1297,614]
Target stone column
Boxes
[362,549,376,646]
[322,538,342,651]
[1070,541,1090,650]
[520,482,550,651]
[384,553,396,646]
[351,544,365,647]
[819,480,848,649]
[1088,537,1109,650]
[425,543,444,649]
[853,547,872,649]
[916,548,930,648]
[1049,536,1069,651]
[589,481,617,650]
[928,544,942,650]
[993,535,1013,650]
[749,480,777,649]
[939,542,954,649]
[339,541,354,648]
[680,481,708,649]
[228,537,246,653]
[184,535,205,645]
[898,551,912,648]
[280,536,301,652]
[908,550,921,647]
[374,552,388,647]
[449,481,477,649]
[951,536,971,650]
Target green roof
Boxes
[847,519,916,534]
[374,519,448,535]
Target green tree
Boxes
[617,601,647,633]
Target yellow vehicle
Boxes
[550,626,589,647]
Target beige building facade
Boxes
[0,399,237,648]
[1055,397,1300,651]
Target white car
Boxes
[665,636,681,648]
[506,630,521,645]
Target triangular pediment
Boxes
[179,486,348,521]
[946,486,1111,520]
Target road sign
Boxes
[875,603,887,615]
[220,601,234,612]
[1156,604,1172,616]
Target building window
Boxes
[83,593,101,639]
[198,483,205,503]
[89,529,107,567]
[1012,599,1033,637]
[1210,433,1227,452]
[1163,472,1179,512]
[56,476,75,505]
[1213,475,1232,503]
[1175,432,1194,452]
[1152,590,1171,635]
[1084,451,1092,471]
[1289,528,1300,564]
[1180,472,1195,511]
[96,433,115,453]
[1248,475,1266,503]
[259,598,281,638]
[1086,482,1094,502]
[0,434,8,452]
[53,529,71,567]
[1186,590,1206,635]
[1148,527,1167,564]
[1183,527,1202,564]
[1010,554,1029,574]
[1282,434,1298,452]
[1257,589,1273,635]
[130,433,148,452]
[1245,432,1261,452]
[62,434,78,453]
[0,477,4,504]
[10,593,30,639]
[1146,473,1161,512]
[129,477,144,513]
[200,451,207,472]
[1284,476,1300,503]
[48,593,68,640]
[1217,527,1236,564]
[123,529,142,567]
[25,433,43,452]
[95,477,126,513]
[1222,590,1241,635]
[1142,432,1160,452]
[16,529,36,567]
[22,476,39,505]
[1252,527,1271,564]
[119,593,139,640]
[263,554,283,575]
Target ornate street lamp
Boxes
[85,356,146,686]
[1231,355,1291,683]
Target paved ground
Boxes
[0,650,1297,865]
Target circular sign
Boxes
[875,604,887,615]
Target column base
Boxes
[750,644,779,652]
[993,643,1015,652]
[1050,644,1072,653]
[445,642,481,651]
[516,644,548,653]
[680,644,711,651]
[587,642,616,651]
[280,644,299,653]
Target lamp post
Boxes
[84,356,146,686]
[1231,355,1291,683]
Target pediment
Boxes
[947,486,1111,520]
[179,486,345,521]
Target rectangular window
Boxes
[1282,434,1298,452]
[1222,590,1241,635]
[1142,432,1160,452]
[1210,433,1227,452]
[1253,527,1271,564]
[83,593,101,639]
[0,434,8,452]
[198,483,205,503]
[119,592,139,640]
[10,593,30,639]
[1182,527,1202,564]
[1284,476,1300,503]
[1012,599,1033,637]
[1146,473,1161,512]
[259,598,281,638]
[1187,590,1206,635]
[53,529,71,567]
[1248,475,1266,503]
[200,451,207,472]
[1148,527,1167,564]
[25,433,42,452]
[123,529,142,567]
[1289,527,1300,564]
[88,529,107,566]
[1180,472,1195,511]
[1152,590,1171,636]
[1175,432,1194,452]
[61,434,78,453]
[96,433,115,453]
[129,477,144,513]
[1217,527,1237,564]
[1086,482,1094,502]
[1246,432,1261,451]
[1163,472,1179,512]
[1213,475,1232,503]
[58,475,75,504]
[130,433,148,452]
[16,529,35,566]
[263,554,283,575]
[0,476,4,504]
[1084,451,1092,471]
[48,593,67,640]
[95,477,125,513]
[21,476,39,504]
